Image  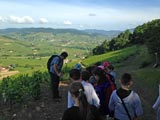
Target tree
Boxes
[146,26,160,58]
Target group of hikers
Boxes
[47,51,159,120]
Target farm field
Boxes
[0,30,111,76]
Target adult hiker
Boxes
[49,51,68,101]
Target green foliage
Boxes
[132,19,160,44]
[132,19,160,58]
[145,26,160,57]
[0,71,50,107]
[92,40,110,55]
[92,30,131,55]
[131,23,148,44]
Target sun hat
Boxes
[98,65,104,70]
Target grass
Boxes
[0,57,47,75]
[135,69,160,88]
[82,45,139,66]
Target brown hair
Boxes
[120,73,132,86]
[69,82,88,120]
[69,69,81,81]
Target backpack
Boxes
[103,73,116,116]
[95,75,116,115]
[106,73,116,88]
[47,55,61,72]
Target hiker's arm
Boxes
[53,64,61,76]
[152,96,160,110]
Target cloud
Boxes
[39,18,48,24]
[63,20,72,25]
[79,25,84,28]
[0,16,3,22]
[8,16,34,24]
[89,13,96,16]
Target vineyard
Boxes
[0,71,49,108]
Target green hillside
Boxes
[93,19,160,60]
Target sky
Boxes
[0,0,160,30]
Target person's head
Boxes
[69,69,81,81]
[92,67,107,85]
[69,82,88,120]
[103,61,110,72]
[74,63,82,71]
[108,64,114,71]
[103,61,110,67]
[86,65,97,76]
[69,82,85,99]
[120,73,133,86]
[81,70,90,82]
[60,51,68,60]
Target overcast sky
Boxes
[0,0,160,30]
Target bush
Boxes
[139,61,151,68]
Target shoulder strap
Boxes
[57,56,62,65]
[120,98,132,120]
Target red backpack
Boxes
[106,73,116,91]
[105,73,116,116]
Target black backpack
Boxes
[47,55,61,72]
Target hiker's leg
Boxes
[52,74,60,98]
[50,73,55,98]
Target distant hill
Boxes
[0,28,123,61]
[84,29,122,37]
[0,28,86,35]
[0,28,121,58]
[0,28,121,40]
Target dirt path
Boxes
[0,71,19,80]
[115,54,156,120]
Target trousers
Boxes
[49,72,60,98]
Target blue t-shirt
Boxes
[50,56,63,74]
